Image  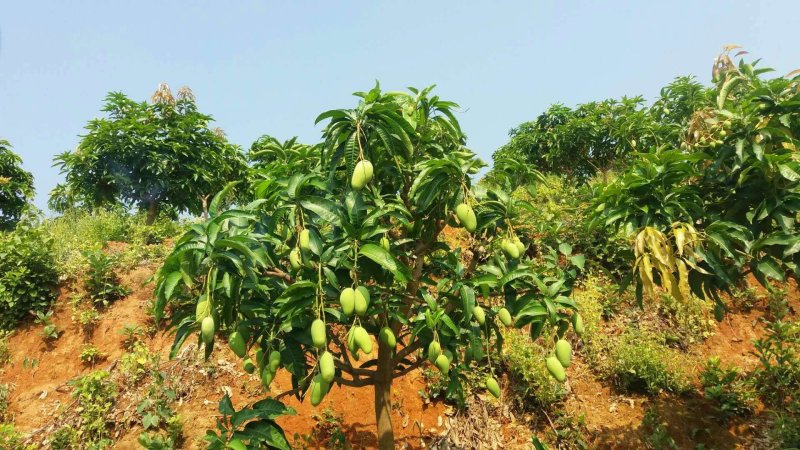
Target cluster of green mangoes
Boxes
[544,313,584,383]
[696,119,732,149]
[500,235,526,259]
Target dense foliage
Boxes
[51,84,248,223]
[593,49,800,307]
[0,216,58,330]
[155,84,584,449]
[492,76,710,184]
[0,139,34,230]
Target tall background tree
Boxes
[0,139,35,230]
[51,84,248,223]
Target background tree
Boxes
[155,85,583,449]
[592,48,800,310]
[52,84,248,223]
[0,139,35,230]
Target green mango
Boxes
[353,326,373,354]
[434,354,450,375]
[427,341,441,362]
[497,308,513,327]
[299,229,310,251]
[260,366,274,388]
[201,316,215,345]
[351,160,374,190]
[310,319,327,349]
[555,339,572,368]
[289,248,302,270]
[255,348,265,368]
[339,288,355,316]
[354,286,370,316]
[310,374,329,406]
[195,296,210,322]
[513,237,526,255]
[485,376,501,398]
[228,331,246,358]
[379,327,396,348]
[455,203,477,232]
[572,314,585,337]
[268,350,281,373]
[380,236,391,251]
[243,357,255,374]
[319,351,335,383]
[473,305,486,325]
[501,239,520,259]
[546,356,566,382]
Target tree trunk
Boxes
[145,200,160,225]
[374,340,395,450]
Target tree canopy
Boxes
[492,76,712,183]
[0,139,34,230]
[51,84,248,223]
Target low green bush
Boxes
[83,250,129,306]
[699,357,755,419]
[503,329,566,408]
[608,329,691,394]
[68,370,117,448]
[0,217,58,330]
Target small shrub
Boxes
[84,250,129,306]
[136,371,184,449]
[32,309,59,341]
[49,427,78,450]
[80,344,105,366]
[656,293,714,348]
[0,331,10,366]
[0,383,10,422]
[310,408,347,449]
[44,208,129,277]
[0,217,58,330]
[641,408,678,450]
[0,424,34,450]
[699,357,755,419]
[503,329,566,408]
[120,342,158,384]
[118,323,146,351]
[68,370,117,448]
[608,329,690,394]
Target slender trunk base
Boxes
[375,342,394,450]
[145,200,159,225]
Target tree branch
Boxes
[393,357,426,378]
[392,339,422,365]
[263,268,293,283]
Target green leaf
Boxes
[299,196,342,226]
[359,243,412,282]
[163,271,182,300]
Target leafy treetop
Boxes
[0,139,35,230]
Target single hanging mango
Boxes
[299,229,310,251]
[497,308,513,327]
[486,376,501,398]
[201,316,215,345]
[455,203,477,232]
[434,353,450,375]
[353,326,373,354]
[379,327,396,348]
[351,160,374,190]
[319,351,335,383]
[473,305,486,325]
[289,248,302,270]
[546,356,566,382]
[339,288,355,316]
[354,286,370,316]
[572,314,585,337]
[309,374,329,406]
[555,339,571,368]
[228,331,246,358]
[501,239,520,259]
[380,235,391,251]
[310,319,327,349]
[427,341,442,362]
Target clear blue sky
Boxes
[2,1,798,210]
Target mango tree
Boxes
[592,48,800,311]
[0,139,34,231]
[155,85,583,449]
